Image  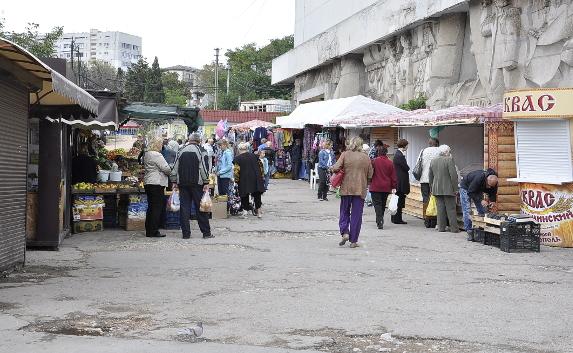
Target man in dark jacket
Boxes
[460,168,498,237]
[72,143,98,184]
[172,133,214,239]
[291,139,303,180]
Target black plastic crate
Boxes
[484,232,500,247]
[500,222,541,253]
[471,228,485,243]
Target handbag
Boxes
[412,149,424,181]
[330,169,345,188]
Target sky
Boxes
[0,0,295,68]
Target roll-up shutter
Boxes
[515,120,573,184]
[0,77,28,273]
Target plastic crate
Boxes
[471,228,485,243]
[162,211,181,230]
[500,222,541,253]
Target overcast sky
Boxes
[1,0,295,68]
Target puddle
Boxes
[0,266,78,285]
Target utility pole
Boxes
[214,48,220,110]
[70,38,75,82]
[226,64,230,95]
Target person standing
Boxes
[259,150,270,191]
[428,145,459,233]
[392,139,410,225]
[291,139,303,180]
[172,133,214,239]
[234,142,266,218]
[419,138,440,228]
[370,146,397,230]
[216,139,233,196]
[331,137,373,248]
[143,139,172,238]
[202,138,215,172]
[369,140,384,160]
[317,140,335,201]
[460,168,498,239]
[72,143,98,184]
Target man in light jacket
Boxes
[172,133,214,239]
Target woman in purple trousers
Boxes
[330,137,373,248]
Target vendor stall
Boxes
[503,89,573,248]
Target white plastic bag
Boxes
[388,194,399,215]
[168,190,180,212]
[199,191,213,213]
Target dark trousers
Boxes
[317,168,329,199]
[291,160,301,180]
[371,192,390,227]
[240,192,262,211]
[144,184,165,236]
[218,177,230,196]
[391,193,407,223]
[179,185,211,237]
[420,182,437,228]
[436,195,459,232]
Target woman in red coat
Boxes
[370,145,397,229]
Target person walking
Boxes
[291,139,303,180]
[216,139,233,196]
[370,146,397,230]
[392,139,410,224]
[143,138,172,238]
[419,138,440,228]
[172,133,214,239]
[234,142,266,218]
[331,137,373,248]
[317,140,335,201]
[460,168,499,239]
[428,145,459,233]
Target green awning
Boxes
[120,103,202,132]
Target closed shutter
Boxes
[371,127,398,155]
[0,78,28,273]
[515,120,572,183]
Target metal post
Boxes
[226,65,230,95]
[214,48,220,110]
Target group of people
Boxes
[141,133,267,240]
[318,136,499,248]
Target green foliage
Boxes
[162,72,189,106]
[0,20,63,58]
[199,35,294,109]
[124,58,149,102]
[84,60,124,91]
[144,57,165,103]
[399,96,427,111]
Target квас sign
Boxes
[503,88,573,118]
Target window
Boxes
[515,120,573,184]
[64,44,70,49]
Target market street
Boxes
[1,180,572,353]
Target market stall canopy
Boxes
[231,119,275,130]
[0,37,99,114]
[120,103,202,133]
[330,104,503,127]
[276,95,404,129]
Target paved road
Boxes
[1,180,572,353]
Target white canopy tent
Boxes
[276,95,403,129]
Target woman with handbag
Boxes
[330,137,373,248]
[370,145,397,230]
[392,139,410,225]
[143,138,172,238]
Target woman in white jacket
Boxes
[143,138,172,238]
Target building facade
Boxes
[163,65,200,88]
[240,99,293,113]
[273,0,573,109]
[55,29,142,70]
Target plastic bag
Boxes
[168,190,180,212]
[388,194,399,215]
[426,195,437,217]
[200,191,213,213]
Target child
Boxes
[260,150,270,191]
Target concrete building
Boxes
[240,99,293,113]
[163,65,200,88]
[273,0,573,109]
[55,29,142,70]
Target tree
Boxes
[199,35,294,110]
[162,72,189,106]
[83,60,124,91]
[0,20,62,58]
[124,58,150,102]
[144,57,165,103]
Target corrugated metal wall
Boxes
[0,77,29,273]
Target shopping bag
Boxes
[168,190,180,212]
[388,194,399,215]
[426,195,437,217]
[330,169,345,188]
[199,191,213,213]
[335,187,341,199]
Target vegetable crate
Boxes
[500,222,541,253]
[163,211,180,230]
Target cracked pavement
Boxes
[1,180,572,353]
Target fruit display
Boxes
[72,183,95,193]
[106,148,127,161]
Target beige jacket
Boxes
[144,151,171,187]
[332,151,373,199]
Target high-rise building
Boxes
[55,29,142,70]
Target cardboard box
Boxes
[73,220,103,233]
[126,218,145,231]
[212,200,228,219]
